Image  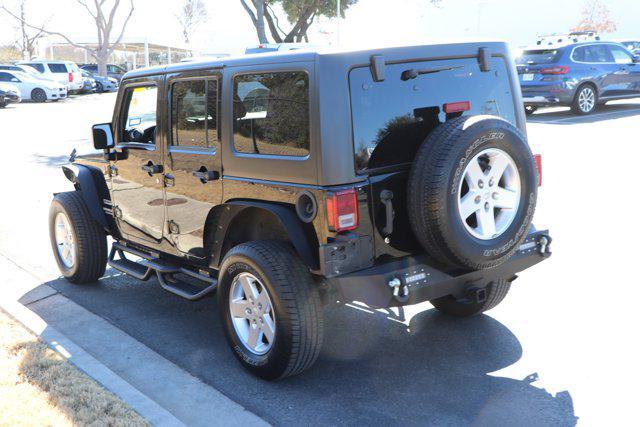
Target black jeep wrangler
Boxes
[49,42,551,380]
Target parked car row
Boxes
[0,60,120,107]
[517,31,640,115]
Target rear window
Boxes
[516,50,562,65]
[350,57,517,173]
[48,63,68,73]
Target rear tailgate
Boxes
[348,55,519,258]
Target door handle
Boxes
[141,161,163,176]
[192,168,220,184]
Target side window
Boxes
[26,63,44,73]
[48,63,68,73]
[0,72,12,82]
[121,85,158,144]
[572,47,586,62]
[609,45,633,64]
[170,79,218,148]
[233,72,309,157]
[584,45,612,63]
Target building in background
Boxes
[36,37,198,70]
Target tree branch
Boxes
[108,0,134,55]
[239,0,257,25]
[0,5,96,54]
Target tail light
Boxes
[444,101,471,114]
[534,154,542,186]
[540,66,569,75]
[68,72,73,82]
[326,189,359,232]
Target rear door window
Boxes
[171,79,218,148]
[579,45,612,63]
[350,57,517,173]
[48,63,68,73]
[25,63,44,73]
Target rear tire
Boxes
[431,279,511,317]
[571,85,597,115]
[218,241,323,380]
[31,88,47,103]
[49,192,107,283]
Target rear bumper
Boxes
[329,230,551,308]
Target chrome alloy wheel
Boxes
[457,148,521,240]
[578,87,596,113]
[229,273,276,355]
[54,212,76,268]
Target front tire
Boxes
[49,192,107,283]
[218,241,323,380]
[96,82,104,93]
[431,279,511,317]
[31,88,47,103]
[571,85,597,115]
[524,105,538,116]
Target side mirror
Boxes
[92,123,114,149]
[633,55,640,63]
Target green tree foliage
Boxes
[241,0,358,43]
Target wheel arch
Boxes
[60,164,116,235]
[204,200,319,271]
[575,80,599,99]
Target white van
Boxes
[16,60,84,93]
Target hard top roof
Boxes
[123,40,510,80]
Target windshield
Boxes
[516,49,562,65]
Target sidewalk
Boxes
[0,254,268,427]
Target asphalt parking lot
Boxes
[1,94,639,425]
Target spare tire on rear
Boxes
[408,115,537,271]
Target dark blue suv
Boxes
[517,41,640,115]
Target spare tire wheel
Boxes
[408,115,537,270]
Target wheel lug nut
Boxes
[474,195,481,203]
[478,180,484,189]
[492,192,498,200]
[484,202,490,210]
[489,178,494,187]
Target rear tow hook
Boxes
[388,277,409,303]
[539,234,552,257]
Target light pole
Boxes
[336,0,341,46]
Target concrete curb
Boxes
[0,298,185,427]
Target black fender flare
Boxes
[208,201,319,270]
[61,164,113,234]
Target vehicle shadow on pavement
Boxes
[34,272,578,426]
[527,102,640,125]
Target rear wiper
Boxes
[401,65,463,81]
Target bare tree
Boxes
[175,0,208,44]
[1,0,135,76]
[572,0,617,34]
[14,0,49,59]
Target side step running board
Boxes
[108,242,217,300]
[156,269,218,301]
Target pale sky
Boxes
[0,0,639,56]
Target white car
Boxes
[16,60,84,93]
[0,70,67,102]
